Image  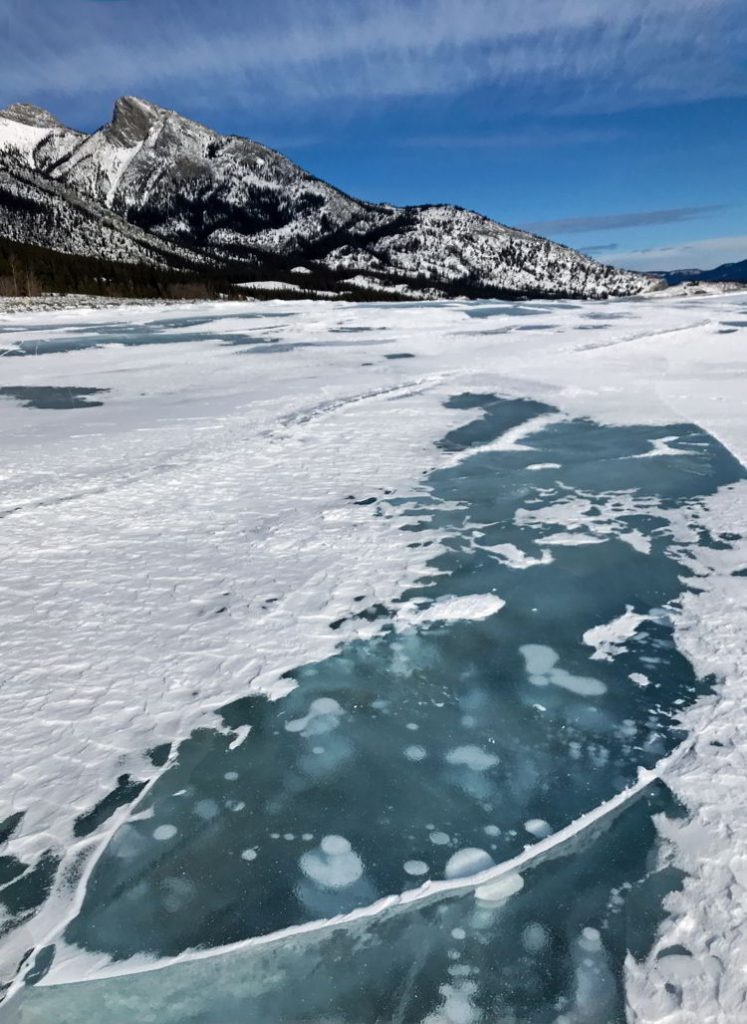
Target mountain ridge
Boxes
[657,258,747,286]
[0,96,657,301]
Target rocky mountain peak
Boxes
[108,96,167,147]
[0,103,63,129]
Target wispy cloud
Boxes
[607,233,747,272]
[404,127,625,149]
[582,243,620,255]
[1,0,745,121]
[523,206,728,235]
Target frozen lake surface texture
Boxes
[1,293,747,1023]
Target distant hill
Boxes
[657,258,747,287]
[0,96,655,302]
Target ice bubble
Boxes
[522,922,549,953]
[444,848,494,879]
[404,860,429,876]
[484,825,501,837]
[424,980,480,1024]
[224,771,239,781]
[430,831,451,845]
[520,644,606,697]
[284,833,295,841]
[475,872,524,904]
[240,848,257,862]
[321,834,351,856]
[302,833,313,841]
[300,834,364,889]
[406,722,419,731]
[552,668,606,697]
[563,926,616,1022]
[194,799,219,820]
[404,745,427,761]
[451,928,466,940]
[446,745,500,771]
[521,644,558,675]
[524,818,553,838]
[160,876,196,913]
[226,799,245,812]
[285,697,344,736]
[579,926,602,951]
[153,824,177,841]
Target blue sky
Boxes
[2,0,746,270]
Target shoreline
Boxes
[1,280,744,317]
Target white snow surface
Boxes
[0,290,746,1018]
[582,606,649,662]
[396,593,505,629]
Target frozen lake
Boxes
[1,294,747,1022]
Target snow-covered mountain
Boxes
[0,96,654,299]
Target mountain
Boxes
[659,259,747,287]
[0,96,655,301]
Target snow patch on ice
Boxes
[632,436,688,459]
[479,542,553,569]
[582,606,648,661]
[449,412,565,463]
[397,593,505,630]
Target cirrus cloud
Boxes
[1,0,745,122]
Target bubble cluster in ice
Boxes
[522,922,550,952]
[445,745,500,771]
[520,644,607,696]
[285,697,344,737]
[300,834,364,890]
[404,745,427,761]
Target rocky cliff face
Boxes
[0,96,653,299]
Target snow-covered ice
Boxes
[1,290,746,1022]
